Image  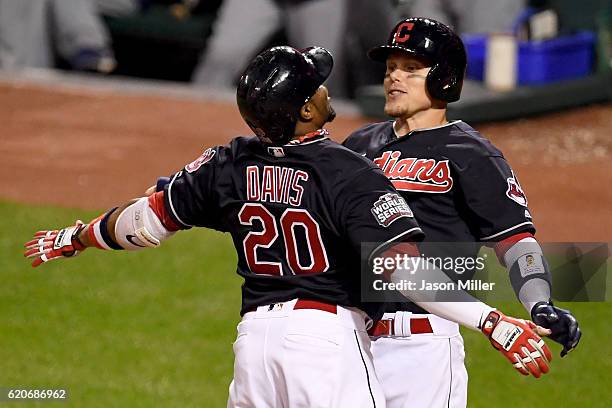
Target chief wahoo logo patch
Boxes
[506,171,528,207]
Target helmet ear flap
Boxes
[426,62,464,102]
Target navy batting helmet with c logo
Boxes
[369,18,467,103]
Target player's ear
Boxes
[299,101,314,122]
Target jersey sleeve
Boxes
[339,167,424,257]
[457,155,535,241]
[341,130,358,149]
[163,146,225,231]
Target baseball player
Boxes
[25,45,553,407]
[343,18,582,407]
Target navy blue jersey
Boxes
[163,132,423,318]
[343,121,535,313]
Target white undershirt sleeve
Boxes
[390,259,495,331]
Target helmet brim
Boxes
[368,45,427,63]
[303,46,333,85]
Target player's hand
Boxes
[481,310,552,378]
[24,221,87,267]
[531,301,581,357]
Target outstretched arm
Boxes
[24,191,180,267]
[495,233,582,357]
[381,242,553,378]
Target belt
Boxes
[293,299,337,314]
[368,315,433,337]
[246,299,337,314]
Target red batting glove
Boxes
[24,221,87,267]
[481,310,553,378]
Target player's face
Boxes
[383,52,433,118]
[308,85,336,126]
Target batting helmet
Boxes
[368,17,467,102]
[236,46,333,144]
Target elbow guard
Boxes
[114,197,176,250]
[497,234,552,311]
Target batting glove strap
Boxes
[481,310,553,378]
[531,301,582,357]
[24,221,87,267]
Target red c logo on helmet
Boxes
[394,22,415,44]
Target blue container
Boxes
[463,32,596,85]
[463,34,487,81]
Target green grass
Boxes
[1,201,241,407]
[1,201,610,407]
[462,302,611,407]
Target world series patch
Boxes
[371,193,413,227]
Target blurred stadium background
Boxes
[1,0,611,406]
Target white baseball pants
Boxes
[227,299,386,408]
[371,313,468,408]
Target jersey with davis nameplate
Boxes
[163,132,424,318]
[343,121,535,313]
